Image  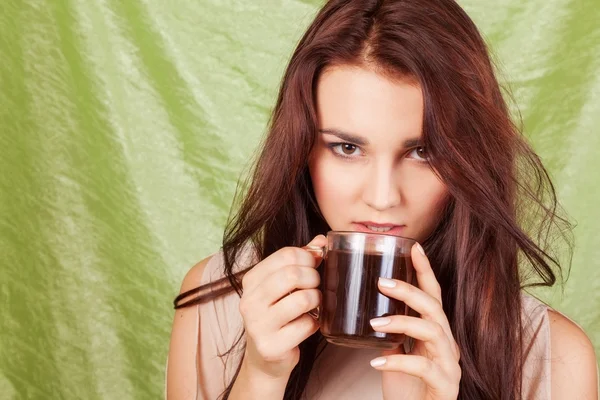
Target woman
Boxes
[167,0,598,399]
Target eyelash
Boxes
[327,142,430,163]
[328,143,363,158]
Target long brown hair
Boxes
[174,1,572,398]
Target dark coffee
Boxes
[319,249,414,349]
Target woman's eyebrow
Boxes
[402,138,422,148]
[319,128,422,148]
[319,129,368,145]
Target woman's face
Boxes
[309,65,449,242]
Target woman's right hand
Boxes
[238,235,327,381]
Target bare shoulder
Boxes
[166,254,215,400]
[179,255,213,294]
[548,309,599,399]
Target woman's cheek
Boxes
[414,187,449,240]
[310,154,362,224]
[309,153,334,209]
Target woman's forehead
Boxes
[316,65,424,147]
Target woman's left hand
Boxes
[369,243,461,400]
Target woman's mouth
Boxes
[352,222,406,235]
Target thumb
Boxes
[307,234,327,248]
[307,235,327,247]
[302,234,327,262]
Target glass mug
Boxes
[306,231,416,350]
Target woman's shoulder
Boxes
[167,248,253,399]
[546,307,598,398]
[179,254,215,294]
[179,243,258,291]
[520,292,598,398]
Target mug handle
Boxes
[302,244,327,258]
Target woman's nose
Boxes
[362,162,401,211]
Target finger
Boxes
[276,313,320,349]
[411,243,442,304]
[370,315,456,362]
[242,235,325,291]
[302,236,327,261]
[370,354,459,397]
[252,265,320,305]
[271,289,321,328]
[378,277,455,343]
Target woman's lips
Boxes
[351,222,406,236]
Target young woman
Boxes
[166,1,598,399]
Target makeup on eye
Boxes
[328,142,364,157]
[319,128,423,149]
[406,146,429,162]
[325,140,430,163]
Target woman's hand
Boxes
[237,235,326,381]
[369,243,461,400]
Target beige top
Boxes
[167,249,552,399]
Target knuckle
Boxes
[427,298,444,316]
[433,286,443,300]
[284,266,303,287]
[454,343,461,360]
[453,366,462,382]
[281,247,301,265]
[419,358,435,376]
[298,313,318,331]
[315,288,323,304]
[299,290,319,310]
[290,347,300,365]
[238,298,250,316]
[239,298,260,323]
[307,268,321,285]
[450,379,461,396]
[296,291,312,310]
[241,272,252,290]
[404,282,417,293]
[445,383,460,399]
[433,323,445,340]
[435,298,444,312]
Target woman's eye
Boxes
[407,146,429,162]
[331,143,362,157]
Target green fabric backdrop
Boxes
[1,0,598,398]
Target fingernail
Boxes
[370,317,391,327]
[379,277,397,288]
[370,357,387,367]
[416,243,425,256]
